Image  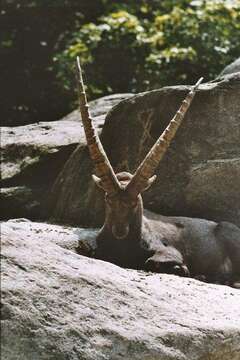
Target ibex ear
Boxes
[143,175,157,192]
[92,174,104,190]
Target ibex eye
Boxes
[162,239,168,247]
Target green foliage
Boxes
[0,0,107,126]
[55,0,240,101]
[55,10,149,98]
[146,1,240,85]
[2,0,240,126]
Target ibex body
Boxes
[95,171,240,285]
[76,58,240,287]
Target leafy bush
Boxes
[55,0,240,102]
[0,0,107,126]
[2,0,240,126]
[55,11,149,98]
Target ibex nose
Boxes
[112,224,129,239]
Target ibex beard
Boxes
[76,57,240,288]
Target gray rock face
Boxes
[1,219,240,360]
[50,74,240,227]
[0,186,41,220]
[219,58,240,76]
[0,94,132,220]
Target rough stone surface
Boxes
[1,218,98,253]
[0,94,132,220]
[1,219,240,360]
[49,74,240,227]
[0,186,41,220]
[219,58,240,77]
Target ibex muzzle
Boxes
[76,57,240,287]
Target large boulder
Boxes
[49,73,240,227]
[1,219,240,360]
[0,94,132,220]
[219,58,240,77]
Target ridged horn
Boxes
[126,77,203,197]
[76,57,121,195]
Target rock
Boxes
[2,218,98,253]
[0,94,132,220]
[219,58,240,77]
[1,94,132,184]
[1,121,79,184]
[1,219,240,360]
[63,93,131,125]
[0,186,41,220]
[49,74,240,227]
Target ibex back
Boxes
[76,57,240,287]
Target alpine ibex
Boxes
[76,57,240,287]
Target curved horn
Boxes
[126,77,203,197]
[76,57,121,195]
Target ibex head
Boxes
[76,57,202,240]
[93,171,154,239]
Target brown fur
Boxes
[95,172,240,287]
